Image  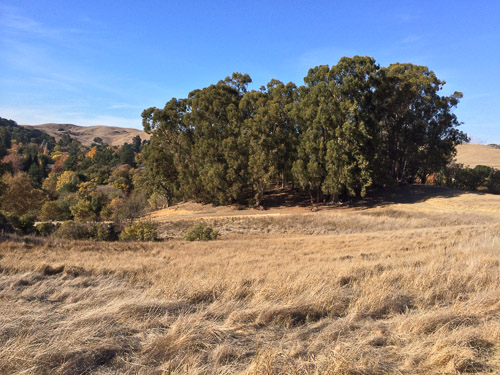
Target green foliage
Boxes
[70,199,98,222]
[373,64,468,185]
[119,221,159,241]
[435,164,500,193]
[1,212,35,234]
[142,72,252,206]
[108,164,132,193]
[40,201,67,221]
[17,214,36,234]
[35,222,57,236]
[143,57,466,205]
[0,211,14,233]
[0,117,146,223]
[89,222,118,241]
[131,135,142,152]
[54,221,91,240]
[148,191,168,211]
[0,117,55,152]
[113,193,148,222]
[118,143,136,166]
[486,169,500,194]
[2,56,469,217]
[240,80,298,205]
[183,223,219,241]
[54,221,117,241]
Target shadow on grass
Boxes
[260,184,472,211]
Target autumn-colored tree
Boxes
[0,172,45,216]
[87,146,98,159]
[2,152,24,173]
[56,171,80,193]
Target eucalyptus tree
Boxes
[322,56,378,199]
[142,73,252,205]
[293,57,379,202]
[142,98,186,206]
[373,63,468,185]
[183,73,250,204]
[292,65,331,203]
[240,79,298,206]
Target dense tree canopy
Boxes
[0,117,148,227]
[142,56,467,205]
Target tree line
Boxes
[142,56,468,206]
[0,118,159,239]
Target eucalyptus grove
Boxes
[142,57,466,205]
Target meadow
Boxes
[1,185,500,374]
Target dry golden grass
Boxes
[455,143,500,169]
[22,123,150,146]
[2,186,500,374]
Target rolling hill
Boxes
[21,123,150,146]
[454,143,500,169]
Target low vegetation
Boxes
[1,188,500,374]
[119,221,159,242]
[183,223,220,241]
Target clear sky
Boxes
[1,1,499,143]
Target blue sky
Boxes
[1,1,499,143]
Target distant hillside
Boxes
[21,123,150,147]
[455,143,500,170]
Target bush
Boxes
[183,224,219,241]
[35,222,57,236]
[40,200,72,221]
[119,221,159,242]
[54,221,90,240]
[89,222,118,241]
[54,221,119,241]
[115,193,148,222]
[1,212,35,234]
[148,192,168,211]
[0,211,14,233]
[70,199,98,222]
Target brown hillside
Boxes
[455,143,500,169]
[21,123,150,146]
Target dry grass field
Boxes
[21,123,150,146]
[2,185,500,374]
[455,144,500,169]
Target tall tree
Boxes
[322,56,378,199]
[240,79,298,205]
[293,57,378,202]
[373,63,468,185]
[292,65,331,203]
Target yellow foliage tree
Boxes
[0,172,45,216]
[56,171,79,192]
[87,146,98,159]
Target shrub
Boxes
[1,212,35,234]
[0,211,14,233]
[89,222,118,241]
[54,221,90,240]
[54,221,119,241]
[40,200,72,221]
[35,222,57,236]
[119,221,158,242]
[148,192,168,211]
[70,199,98,222]
[115,193,148,222]
[183,224,219,241]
